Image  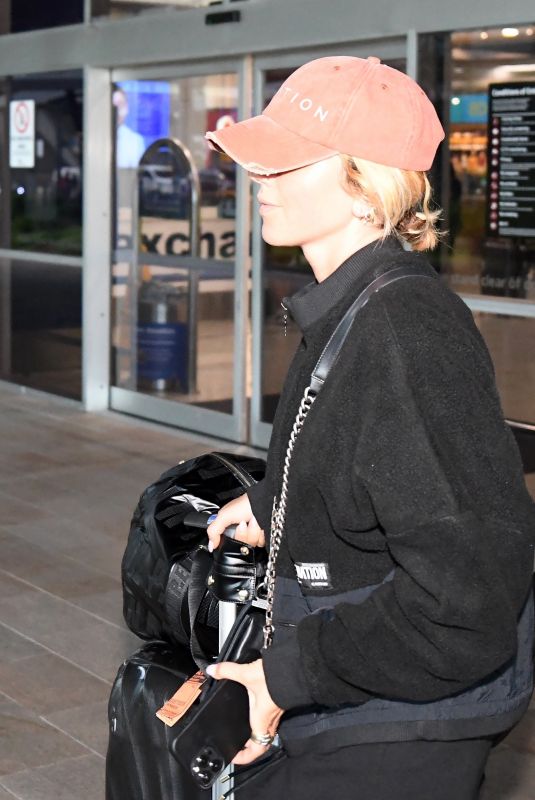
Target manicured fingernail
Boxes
[205,665,216,677]
[208,541,214,553]
[238,521,247,530]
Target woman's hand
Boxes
[206,658,284,765]
[207,493,265,550]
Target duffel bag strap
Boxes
[188,547,217,670]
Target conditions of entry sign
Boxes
[487,83,535,238]
[9,99,35,168]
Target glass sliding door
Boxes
[417,26,535,437]
[109,62,250,441]
[0,70,83,400]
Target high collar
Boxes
[283,236,406,336]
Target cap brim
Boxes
[205,114,337,175]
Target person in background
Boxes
[113,86,146,168]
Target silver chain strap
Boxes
[262,386,316,649]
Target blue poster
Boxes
[137,322,189,389]
[450,93,488,124]
[113,80,171,168]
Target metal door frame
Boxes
[106,56,252,442]
[249,37,409,448]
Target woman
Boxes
[205,56,535,800]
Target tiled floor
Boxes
[0,383,534,799]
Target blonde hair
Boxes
[342,155,442,252]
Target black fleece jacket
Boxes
[247,236,535,713]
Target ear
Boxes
[351,199,374,222]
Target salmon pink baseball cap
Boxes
[206,56,444,174]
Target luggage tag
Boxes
[156,671,207,727]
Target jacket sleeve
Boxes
[246,476,273,533]
[262,287,535,711]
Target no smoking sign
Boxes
[14,101,31,134]
[10,99,35,168]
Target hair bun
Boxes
[396,205,442,252]
[343,156,443,252]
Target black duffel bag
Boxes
[121,451,266,650]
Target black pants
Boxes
[236,738,493,800]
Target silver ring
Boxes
[250,731,275,746]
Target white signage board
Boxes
[9,99,35,168]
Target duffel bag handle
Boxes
[209,534,267,604]
[183,514,267,670]
[183,511,267,605]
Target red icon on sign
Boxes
[14,101,31,134]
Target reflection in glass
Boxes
[0,257,82,399]
[474,311,535,424]
[418,26,535,301]
[0,72,83,255]
[111,73,238,415]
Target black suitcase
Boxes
[106,640,209,800]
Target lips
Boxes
[257,193,278,207]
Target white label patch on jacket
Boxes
[294,562,332,589]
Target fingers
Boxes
[206,532,220,552]
[206,493,265,551]
[234,519,266,548]
[206,493,252,550]
[231,738,271,765]
[205,660,246,682]
[206,660,283,766]
[206,513,230,538]
[206,514,229,551]
[206,658,267,685]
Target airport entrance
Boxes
[109,62,250,441]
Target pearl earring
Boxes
[356,208,374,223]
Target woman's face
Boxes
[251,156,358,248]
